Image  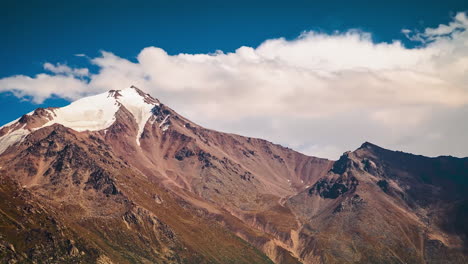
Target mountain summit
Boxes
[0,87,467,263]
[0,86,163,152]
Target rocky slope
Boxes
[0,86,466,263]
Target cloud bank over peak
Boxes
[1,12,468,159]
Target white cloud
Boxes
[1,12,468,159]
[403,12,468,43]
[44,62,89,77]
[0,74,89,103]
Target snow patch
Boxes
[118,88,157,146]
[0,127,29,155]
[45,109,56,120]
[42,92,120,131]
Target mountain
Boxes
[0,86,467,264]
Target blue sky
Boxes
[3,0,467,75]
[2,0,468,158]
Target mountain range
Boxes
[0,86,467,263]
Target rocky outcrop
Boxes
[174,146,195,161]
[333,194,365,213]
[309,176,359,199]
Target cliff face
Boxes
[0,87,467,263]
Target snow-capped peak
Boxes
[43,86,158,134]
[0,86,161,154]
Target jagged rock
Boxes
[85,168,119,195]
[309,176,359,199]
[362,158,382,175]
[153,194,163,204]
[273,154,284,163]
[151,105,162,116]
[377,179,390,193]
[241,149,255,157]
[68,245,79,257]
[240,172,254,181]
[174,147,195,161]
[6,243,15,252]
[330,152,356,174]
[197,150,214,168]
[333,194,365,213]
